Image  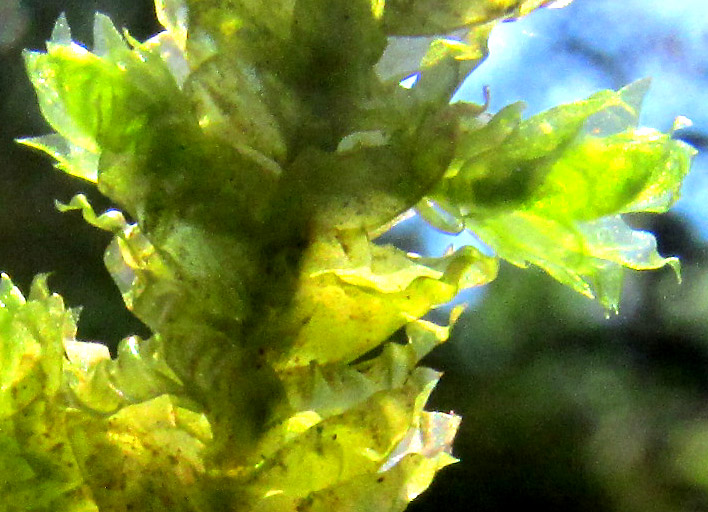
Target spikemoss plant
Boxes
[2,0,695,510]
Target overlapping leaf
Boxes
[42,190,479,511]
[0,272,220,511]
[382,0,570,35]
[12,0,694,511]
[424,81,694,310]
[0,275,97,511]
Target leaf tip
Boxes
[668,257,682,284]
[50,12,72,47]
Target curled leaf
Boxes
[428,83,694,310]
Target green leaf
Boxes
[262,230,497,369]
[64,334,187,415]
[463,212,680,310]
[381,0,562,35]
[18,134,99,183]
[183,55,289,163]
[64,394,214,511]
[427,82,694,310]
[184,0,295,55]
[16,2,693,511]
[23,15,179,156]
[299,450,457,512]
[155,0,188,49]
[248,370,438,498]
[55,194,127,233]
[0,275,99,511]
[0,274,70,417]
[279,316,456,421]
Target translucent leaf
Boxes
[64,335,185,415]
[375,41,488,170]
[49,13,72,46]
[184,55,289,163]
[381,0,565,36]
[20,25,173,228]
[578,216,681,276]
[526,129,691,221]
[446,81,651,188]
[55,197,259,413]
[379,411,460,473]
[102,224,178,327]
[248,368,439,499]
[414,198,464,234]
[297,451,458,512]
[155,0,188,50]
[23,15,180,159]
[18,134,98,183]
[279,317,455,420]
[0,274,72,416]
[375,36,437,83]
[0,275,214,510]
[264,231,497,369]
[64,394,213,511]
[55,194,127,233]
[92,13,131,59]
[582,78,650,135]
[0,275,98,511]
[411,28,491,104]
[464,212,679,311]
[429,84,694,309]
[23,48,100,154]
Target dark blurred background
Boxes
[3,1,708,510]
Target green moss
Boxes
[4,0,695,510]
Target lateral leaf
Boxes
[0,274,98,511]
[429,83,694,310]
[382,0,567,35]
